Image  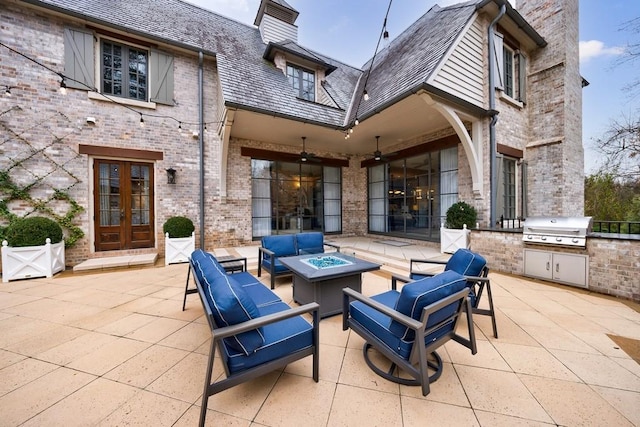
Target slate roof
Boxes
[351,1,480,123]
[23,0,486,128]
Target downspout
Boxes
[488,3,506,228]
[198,51,205,249]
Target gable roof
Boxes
[20,0,543,130]
[351,1,480,123]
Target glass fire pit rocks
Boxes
[302,255,354,269]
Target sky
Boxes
[187,0,640,175]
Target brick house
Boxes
[0,0,583,266]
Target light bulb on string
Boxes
[139,114,145,127]
[363,89,369,101]
[354,118,359,126]
[59,78,67,95]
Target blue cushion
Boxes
[224,301,314,374]
[349,290,414,359]
[296,232,325,255]
[191,250,265,355]
[232,272,282,307]
[262,235,297,258]
[390,270,467,341]
[445,249,486,277]
[261,257,291,275]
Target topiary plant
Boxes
[163,216,195,238]
[445,201,477,229]
[3,216,64,247]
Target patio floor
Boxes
[1,237,639,426]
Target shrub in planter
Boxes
[163,216,195,238]
[4,216,63,247]
[163,216,195,265]
[445,201,477,230]
[2,216,65,282]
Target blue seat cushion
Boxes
[231,272,282,307]
[261,257,291,275]
[296,232,325,255]
[349,290,413,359]
[390,270,467,341]
[445,248,486,277]
[224,301,314,374]
[191,250,264,355]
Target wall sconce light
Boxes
[166,167,176,184]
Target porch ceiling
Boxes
[227,93,451,157]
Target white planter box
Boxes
[165,232,195,265]
[440,224,470,254]
[2,239,65,282]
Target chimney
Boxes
[254,0,299,44]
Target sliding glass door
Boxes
[251,159,341,238]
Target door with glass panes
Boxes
[94,160,154,251]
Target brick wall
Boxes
[472,230,640,302]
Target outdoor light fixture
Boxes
[363,89,369,101]
[59,77,67,95]
[166,167,176,184]
[139,114,145,127]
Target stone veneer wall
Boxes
[471,230,640,302]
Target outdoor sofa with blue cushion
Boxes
[258,232,339,289]
[188,249,319,427]
[342,270,477,396]
[408,248,498,338]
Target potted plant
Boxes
[163,216,195,265]
[441,201,477,254]
[1,216,65,282]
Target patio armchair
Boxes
[408,248,498,338]
[189,250,319,427]
[342,270,477,396]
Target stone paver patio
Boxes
[1,238,639,426]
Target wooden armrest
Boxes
[212,302,319,340]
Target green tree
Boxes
[584,173,623,220]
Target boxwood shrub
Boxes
[3,216,64,247]
[445,201,477,229]
[163,216,195,238]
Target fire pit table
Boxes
[280,253,381,318]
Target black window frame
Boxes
[286,63,315,101]
[101,39,148,102]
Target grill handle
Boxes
[526,227,581,233]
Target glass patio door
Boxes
[94,160,154,251]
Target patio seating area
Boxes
[1,237,639,426]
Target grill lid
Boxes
[523,216,592,247]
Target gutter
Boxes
[476,0,547,48]
[198,51,205,248]
[488,3,506,228]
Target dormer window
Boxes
[286,63,315,101]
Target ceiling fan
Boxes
[371,135,390,161]
[299,137,319,162]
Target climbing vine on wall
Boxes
[0,106,85,247]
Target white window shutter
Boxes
[63,28,94,90]
[150,49,174,105]
[493,32,504,90]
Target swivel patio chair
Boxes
[342,270,477,396]
[409,248,498,338]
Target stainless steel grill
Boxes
[522,216,593,248]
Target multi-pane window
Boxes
[503,157,516,219]
[503,46,515,98]
[102,40,148,101]
[286,64,315,101]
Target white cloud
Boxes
[579,40,625,63]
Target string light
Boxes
[354,118,359,126]
[0,41,221,134]
[59,77,67,95]
[363,89,369,101]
